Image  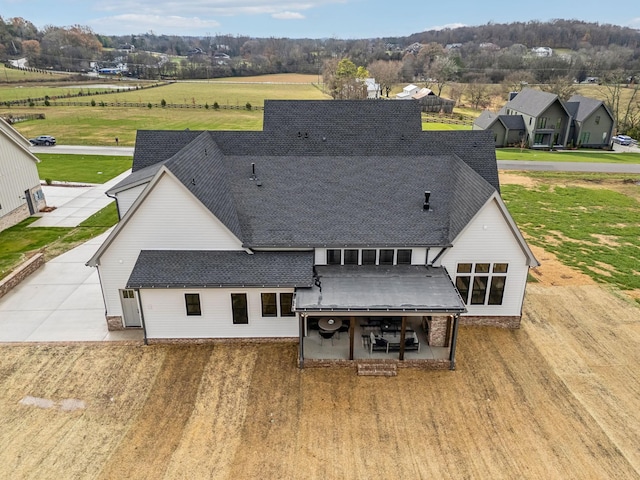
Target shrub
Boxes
[161,98,167,107]
[147,102,152,109]
[205,102,209,109]
[246,102,252,111]
[91,99,96,107]
[29,102,35,107]
[213,102,219,110]
[44,99,50,106]
[45,178,52,185]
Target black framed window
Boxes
[261,293,277,317]
[488,277,507,305]
[361,249,377,265]
[343,249,359,265]
[471,277,488,305]
[231,293,248,324]
[457,263,472,273]
[280,293,295,317]
[456,276,470,303]
[185,293,201,316]
[379,249,394,265]
[397,249,412,265]
[327,249,341,265]
[475,263,490,273]
[493,263,508,273]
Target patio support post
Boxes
[398,316,407,361]
[449,314,460,370]
[349,316,355,360]
[298,314,305,369]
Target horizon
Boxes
[2,1,640,39]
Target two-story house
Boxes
[88,100,538,369]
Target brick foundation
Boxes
[460,316,521,329]
[426,316,451,347]
[0,204,30,233]
[106,315,125,331]
[0,253,45,299]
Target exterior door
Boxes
[120,289,142,327]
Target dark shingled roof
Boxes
[505,88,560,117]
[566,94,606,122]
[295,265,466,313]
[127,250,314,288]
[499,115,525,130]
[124,100,501,248]
[473,111,525,132]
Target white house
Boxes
[396,84,420,99]
[88,100,538,369]
[363,78,380,99]
[532,46,553,57]
[0,118,46,232]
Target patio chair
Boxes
[369,332,389,354]
[319,329,335,345]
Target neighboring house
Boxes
[363,78,380,99]
[532,46,553,57]
[396,84,420,99]
[565,95,615,147]
[88,100,538,369]
[0,118,46,232]
[473,88,614,149]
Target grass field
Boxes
[0,203,117,280]
[0,65,71,83]
[496,148,640,163]
[501,172,640,295]
[35,154,133,183]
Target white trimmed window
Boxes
[455,263,508,306]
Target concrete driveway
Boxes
[0,231,142,343]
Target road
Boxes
[31,145,640,173]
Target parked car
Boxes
[612,134,635,146]
[29,135,56,146]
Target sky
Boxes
[3,0,640,39]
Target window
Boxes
[231,294,248,324]
[397,249,412,265]
[471,276,488,304]
[455,263,508,306]
[327,249,341,265]
[261,293,277,317]
[595,115,601,125]
[534,133,545,144]
[185,294,201,316]
[280,293,295,317]
[488,277,507,305]
[555,118,562,130]
[537,117,547,129]
[579,131,590,144]
[362,249,377,265]
[379,249,394,265]
[344,249,359,265]
[456,276,470,303]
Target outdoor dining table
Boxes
[318,317,342,332]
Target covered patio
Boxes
[294,265,466,369]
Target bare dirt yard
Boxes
[1,267,639,479]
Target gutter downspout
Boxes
[298,313,305,369]
[449,314,460,370]
[135,288,148,345]
[105,191,121,221]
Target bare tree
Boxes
[367,60,401,97]
[428,57,460,97]
[602,71,640,135]
[539,76,577,101]
[467,79,492,110]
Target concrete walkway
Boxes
[30,169,131,227]
[0,230,143,342]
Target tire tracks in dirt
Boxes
[96,344,214,480]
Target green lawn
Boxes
[36,153,132,183]
[422,122,472,131]
[0,203,118,280]
[502,182,640,291]
[496,148,640,164]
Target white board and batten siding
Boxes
[0,134,41,218]
[437,197,529,317]
[115,183,147,218]
[141,288,298,339]
[98,172,243,318]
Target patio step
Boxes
[357,363,397,376]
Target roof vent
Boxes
[423,191,431,210]
[249,162,257,180]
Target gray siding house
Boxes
[474,88,615,149]
[88,100,538,369]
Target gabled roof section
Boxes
[506,88,562,117]
[499,115,525,130]
[107,160,167,195]
[262,99,423,138]
[0,118,40,163]
[127,250,314,288]
[132,129,204,171]
[567,94,611,122]
[163,132,243,241]
[474,110,499,129]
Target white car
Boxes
[612,135,635,146]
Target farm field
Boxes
[496,148,640,163]
[0,274,639,479]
